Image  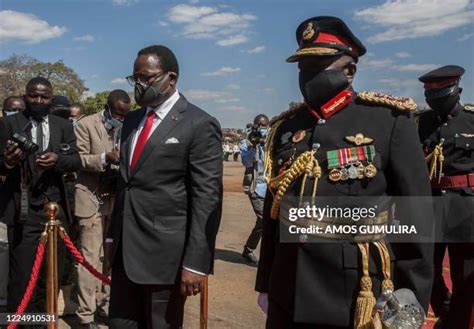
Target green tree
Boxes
[82,90,139,115]
[0,54,87,104]
[83,91,110,115]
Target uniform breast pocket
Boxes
[455,135,474,152]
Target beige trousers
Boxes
[76,196,114,324]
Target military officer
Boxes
[255,16,434,328]
[418,65,474,329]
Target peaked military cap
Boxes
[419,65,465,99]
[286,16,366,63]
[52,95,71,109]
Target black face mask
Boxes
[426,93,460,118]
[299,69,350,108]
[24,101,51,120]
[134,73,169,107]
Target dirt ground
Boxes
[58,160,266,328]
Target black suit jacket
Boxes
[108,94,223,285]
[0,112,80,225]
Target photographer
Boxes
[0,77,80,315]
[240,114,269,264]
[1,96,25,310]
[74,90,130,328]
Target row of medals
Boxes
[328,161,377,182]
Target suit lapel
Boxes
[94,114,107,152]
[129,96,187,178]
[120,108,146,181]
[13,113,35,174]
[47,115,60,151]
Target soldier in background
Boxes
[418,65,474,329]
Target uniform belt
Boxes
[431,173,474,189]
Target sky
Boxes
[1,0,473,127]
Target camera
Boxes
[9,133,39,154]
[246,123,263,144]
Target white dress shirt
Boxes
[30,116,50,150]
[129,89,180,165]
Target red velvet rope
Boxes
[7,240,46,329]
[61,233,111,285]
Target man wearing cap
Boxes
[418,65,474,329]
[51,95,72,119]
[256,16,434,328]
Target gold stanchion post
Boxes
[200,276,208,329]
[44,202,60,329]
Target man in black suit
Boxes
[0,77,80,316]
[107,45,223,329]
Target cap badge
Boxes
[292,130,306,143]
[302,22,315,41]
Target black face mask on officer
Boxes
[299,68,350,109]
[134,73,170,107]
[24,99,51,121]
[426,93,460,117]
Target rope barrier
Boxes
[7,233,47,329]
[59,227,111,285]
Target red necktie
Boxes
[130,111,157,170]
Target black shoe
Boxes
[80,322,99,329]
[242,247,259,264]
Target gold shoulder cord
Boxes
[354,243,376,329]
[357,91,417,112]
[354,241,394,329]
[425,139,445,182]
[263,119,321,220]
[263,119,283,180]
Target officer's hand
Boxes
[106,148,120,164]
[180,269,205,296]
[35,152,58,170]
[257,293,268,314]
[4,142,23,167]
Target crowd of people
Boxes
[0,14,472,329]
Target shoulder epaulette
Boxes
[464,105,474,113]
[270,102,307,126]
[357,91,417,112]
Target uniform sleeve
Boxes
[75,120,104,172]
[182,116,223,274]
[388,112,434,311]
[255,186,278,292]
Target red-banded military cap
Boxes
[418,65,465,99]
[286,16,366,63]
